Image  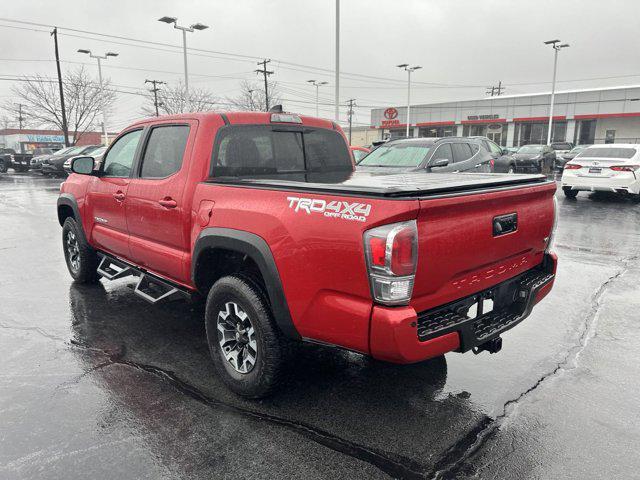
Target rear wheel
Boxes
[62,217,100,283]
[563,187,578,198]
[0,159,7,173]
[507,164,515,174]
[205,275,288,398]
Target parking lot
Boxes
[1,171,639,479]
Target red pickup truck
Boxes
[57,111,557,397]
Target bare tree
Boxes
[141,81,217,116]
[3,67,115,144]
[228,80,281,111]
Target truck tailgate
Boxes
[410,181,556,314]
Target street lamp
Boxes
[158,16,209,100]
[77,49,118,145]
[397,64,422,138]
[307,80,329,117]
[544,39,569,145]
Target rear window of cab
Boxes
[211,125,352,177]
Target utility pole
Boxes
[346,99,356,144]
[145,79,166,116]
[51,27,69,146]
[17,104,24,130]
[256,59,273,111]
[486,81,505,97]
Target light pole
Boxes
[397,64,422,138]
[544,39,569,145]
[77,49,118,145]
[307,80,329,117]
[158,16,209,101]
[335,0,340,122]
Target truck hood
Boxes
[210,171,549,198]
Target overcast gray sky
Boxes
[1,0,639,132]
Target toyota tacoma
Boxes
[57,111,558,398]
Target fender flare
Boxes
[57,194,88,243]
[192,227,300,340]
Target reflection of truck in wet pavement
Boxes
[57,111,558,398]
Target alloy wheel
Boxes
[217,301,258,374]
[66,230,80,272]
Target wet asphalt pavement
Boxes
[1,172,639,479]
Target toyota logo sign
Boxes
[384,108,398,120]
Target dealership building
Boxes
[370,85,640,147]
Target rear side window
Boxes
[212,126,351,177]
[140,125,190,178]
[577,147,636,159]
[452,143,473,162]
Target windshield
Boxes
[91,146,107,156]
[577,147,636,159]
[570,146,587,153]
[517,145,543,154]
[357,143,432,167]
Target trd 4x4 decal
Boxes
[287,196,372,222]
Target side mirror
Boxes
[431,158,449,168]
[70,156,95,175]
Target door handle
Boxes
[113,192,125,202]
[159,198,178,209]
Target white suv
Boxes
[561,144,640,200]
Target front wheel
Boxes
[507,164,515,174]
[205,275,288,398]
[563,187,578,198]
[0,159,7,173]
[62,217,100,283]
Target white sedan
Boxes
[561,144,640,200]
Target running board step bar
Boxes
[134,273,190,304]
[97,253,191,304]
[97,255,136,280]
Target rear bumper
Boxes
[561,172,640,194]
[369,253,557,363]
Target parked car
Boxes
[507,145,556,174]
[357,137,494,173]
[63,146,107,174]
[550,142,574,158]
[57,112,557,397]
[561,144,640,200]
[350,145,370,163]
[0,148,13,173]
[31,146,74,172]
[42,144,102,177]
[468,136,514,173]
[555,145,590,171]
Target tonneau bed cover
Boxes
[208,171,550,199]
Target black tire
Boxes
[563,187,578,198]
[205,275,287,398]
[0,159,7,173]
[507,164,516,174]
[62,217,100,283]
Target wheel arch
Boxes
[192,227,300,340]
[57,194,89,243]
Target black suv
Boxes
[356,137,494,173]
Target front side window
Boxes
[102,129,143,178]
[212,126,351,176]
[431,143,453,163]
[358,143,432,167]
[140,125,190,178]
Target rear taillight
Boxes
[610,165,639,172]
[546,197,558,253]
[490,159,495,168]
[364,220,418,305]
[564,164,582,170]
